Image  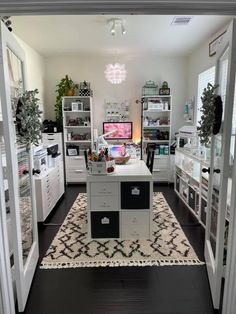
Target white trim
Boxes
[0,146,15,314]
[0,0,236,15]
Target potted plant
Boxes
[16,89,43,151]
[55,75,79,129]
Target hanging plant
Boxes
[197,83,222,147]
[16,89,43,151]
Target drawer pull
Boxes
[75,170,83,173]
[101,217,110,224]
[131,187,140,195]
[131,231,139,236]
[132,218,138,223]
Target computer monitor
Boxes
[103,122,133,140]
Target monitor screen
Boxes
[103,122,133,140]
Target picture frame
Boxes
[67,148,79,156]
[209,30,226,57]
[71,101,83,111]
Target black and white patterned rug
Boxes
[40,193,204,269]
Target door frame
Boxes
[0,2,236,314]
[0,148,15,314]
[0,21,39,312]
[0,0,236,15]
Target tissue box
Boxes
[88,160,115,175]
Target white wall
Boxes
[44,54,187,141]
[15,35,46,117]
[187,23,230,122]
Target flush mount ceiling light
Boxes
[105,63,127,84]
[108,18,126,36]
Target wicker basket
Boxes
[114,155,131,165]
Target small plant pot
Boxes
[65,89,75,96]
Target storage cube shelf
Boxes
[62,96,94,183]
[174,148,230,250]
[141,95,172,182]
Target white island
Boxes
[86,159,153,240]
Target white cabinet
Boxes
[87,160,153,240]
[34,158,64,222]
[141,95,172,182]
[62,96,94,183]
[42,132,63,156]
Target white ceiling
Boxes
[11,15,231,57]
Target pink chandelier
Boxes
[104,63,127,84]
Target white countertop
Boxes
[87,159,152,181]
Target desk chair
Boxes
[146,144,155,173]
[84,150,88,169]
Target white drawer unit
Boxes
[65,156,85,168]
[90,195,119,211]
[122,224,150,239]
[42,132,63,155]
[152,169,169,182]
[153,156,169,169]
[65,158,87,183]
[87,160,153,240]
[90,182,119,196]
[34,161,65,222]
[121,211,150,225]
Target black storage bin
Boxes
[176,175,180,192]
[201,198,207,225]
[188,186,196,210]
[91,211,119,238]
[121,181,150,209]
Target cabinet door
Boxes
[90,211,119,238]
[121,182,150,209]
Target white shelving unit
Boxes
[62,96,93,183]
[174,147,229,257]
[141,95,172,182]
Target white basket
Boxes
[88,160,115,175]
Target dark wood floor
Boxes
[18,184,218,314]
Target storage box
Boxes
[88,160,115,175]
[148,101,163,111]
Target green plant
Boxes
[55,75,79,128]
[197,83,219,146]
[16,89,43,151]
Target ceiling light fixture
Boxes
[105,63,127,84]
[108,18,126,36]
[110,20,115,35]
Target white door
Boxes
[204,19,236,309]
[0,144,15,314]
[0,21,39,312]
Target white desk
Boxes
[87,159,153,240]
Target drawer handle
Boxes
[132,218,138,223]
[101,217,110,224]
[75,170,83,173]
